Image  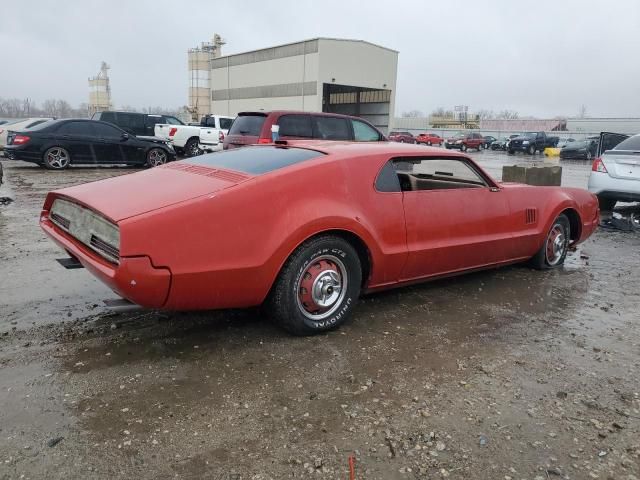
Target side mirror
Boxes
[121,133,129,141]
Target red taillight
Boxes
[257,138,271,144]
[218,131,225,142]
[13,134,30,145]
[592,157,607,173]
[168,127,177,137]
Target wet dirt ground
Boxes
[1,151,639,480]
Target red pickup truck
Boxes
[415,133,443,146]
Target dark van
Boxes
[92,111,184,137]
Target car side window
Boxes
[100,112,116,123]
[352,120,380,141]
[312,116,351,140]
[57,121,94,136]
[391,157,487,191]
[145,115,165,129]
[219,118,233,130]
[94,122,122,138]
[278,115,312,138]
[375,161,402,192]
[165,116,183,125]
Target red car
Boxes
[41,142,599,335]
[444,132,485,151]
[388,131,416,143]
[415,133,443,146]
[223,111,385,149]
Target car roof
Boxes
[280,140,473,158]
[237,110,371,121]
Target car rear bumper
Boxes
[588,171,640,200]
[3,145,40,162]
[199,142,222,153]
[40,217,171,308]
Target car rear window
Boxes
[186,146,325,174]
[614,135,640,151]
[229,115,266,136]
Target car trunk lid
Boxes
[601,151,640,181]
[49,162,251,222]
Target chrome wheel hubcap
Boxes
[296,255,347,321]
[546,224,567,265]
[148,149,166,166]
[47,148,69,168]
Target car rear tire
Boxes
[185,137,202,157]
[586,151,593,161]
[527,145,536,155]
[530,214,570,269]
[400,139,405,143]
[43,147,71,170]
[146,148,168,167]
[427,141,432,146]
[266,235,362,336]
[461,144,467,152]
[597,195,616,211]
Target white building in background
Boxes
[188,37,398,134]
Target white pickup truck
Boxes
[154,114,234,156]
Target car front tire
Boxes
[528,145,536,155]
[530,214,570,269]
[266,235,362,336]
[146,148,168,167]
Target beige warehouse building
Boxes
[188,37,398,133]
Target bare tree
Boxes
[55,99,72,118]
[497,110,519,120]
[430,107,455,118]
[401,109,424,118]
[42,99,58,117]
[476,109,496,120]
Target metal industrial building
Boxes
[188,37,398,133]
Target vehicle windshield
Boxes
[613,135,640,151]
[186,146,325,174]
[569,140,588,148]
[454,133,465,138]
[523,132,537,138]
[229,115,266,136]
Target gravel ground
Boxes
[0,152,639,480]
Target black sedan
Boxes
[482,135,497,149]
[559,138,598,160]
[4,119,175,169]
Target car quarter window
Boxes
[312,116,351,140]
[352,120,380,141]
[165,116,183,125]
[57,121,94,135]
[388,157,488,192]
[278,115,313,138]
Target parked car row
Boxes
[4,119,175,169]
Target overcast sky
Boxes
[1,0,639,118]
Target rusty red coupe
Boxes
[41,142,599,335]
